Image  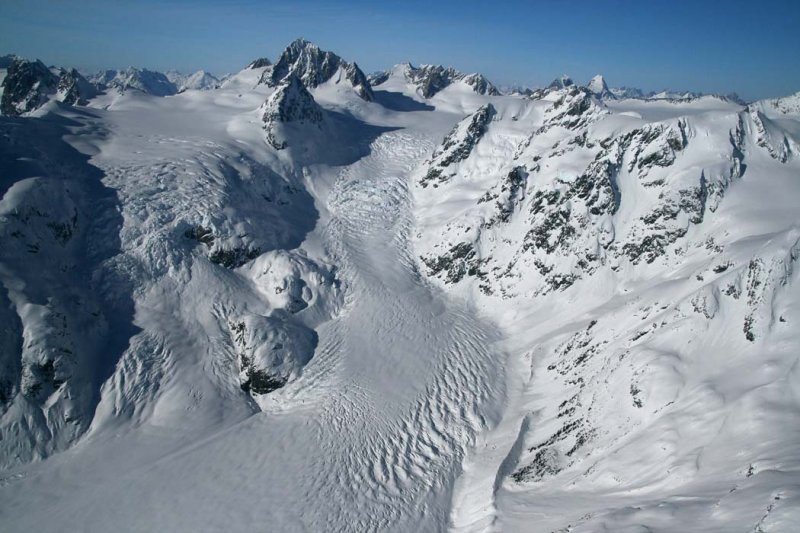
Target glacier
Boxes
[1,40,799,532]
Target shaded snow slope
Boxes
[412,85,800,532]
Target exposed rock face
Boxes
[748,107,796,163]
[0,59,58,115]
[262,38,373,101]
[540,86,607,131]
[416,86,753,297]
[261,74,324,149]
[421,103,495,187]
[56,68,97,105]
[462,72,500,96]
[0,54,21,68]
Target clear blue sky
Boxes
[1,0,798,100]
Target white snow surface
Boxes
[1,56,799,533]
[167,69,221,92]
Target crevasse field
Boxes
[1,41,799,532]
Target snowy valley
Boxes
[1,39,799,532]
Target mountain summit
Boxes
[261,38,373,101]
[587,74,614,99]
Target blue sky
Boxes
[1,0,798,100]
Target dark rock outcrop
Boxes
[56,68,97,105]
[261,74,325,149]
[1,58,58,115]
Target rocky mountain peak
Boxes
[261,74,324,149]
[56,68,97,105]
[0,58,58,116]
[91,67,178,96]
[262,38,373,101]
[587,74,614,99]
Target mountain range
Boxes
[1,38,799,532]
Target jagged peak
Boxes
[263,38,373,101]
[587,74,608,92]
[56,68,97,105]
[261,74,324,150]
[1,57,59,116]
[264,75,321,120]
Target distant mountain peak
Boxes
[587,74,614,99]
[247,57,272,69]
[0,58,58,115]
[547,75,574,90]
[56,68,97,105]
[398,63,499,98]
[90,67,178,96]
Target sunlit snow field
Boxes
[1,46,799,532]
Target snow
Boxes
[1,44,800,533]
[167,70,221,92]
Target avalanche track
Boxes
[0,128,509,532]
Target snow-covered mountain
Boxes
[371,62,500,98]
[55,68,98,105]
[167,69,221,92]
[587,74,614,99]
[89,67,178,96]
[261,74,325,149]
[1,39,799,532]
[261,38,373,101]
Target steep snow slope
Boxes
[412,84,800,532]
[1,42,799,533]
